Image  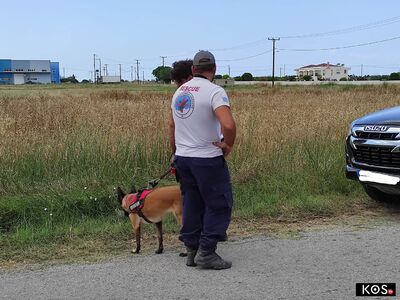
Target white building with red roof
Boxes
[295,62,350,81]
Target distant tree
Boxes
[81,79,90,84]
[389,72,400,80]
[302,75,312,81]
[339,77,348,81]
[286,75,297,81]
[234,76,242,81]
[215,74,223,79]
[61,74,79,84]
[241,72,254,81]
[152,66,172,83]
[253,76,268,81]
[222,74,230,79]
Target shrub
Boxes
[389,72,400,80]
[241,72,254,81]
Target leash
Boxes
[147,166,176,189]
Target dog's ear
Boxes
[130,184,137,194]
[116,186,126,204]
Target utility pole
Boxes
[63,67,65,78]
[160,56,167,67]
[228,65,231,77]
[142,71,145,83]
[119,64,122,82]
[135,68,137,83]
[268,37,280,87]
[280,67,282,78]
[97,57,102,78]
[136,60,140,84]
[284,64,286,77]
[131,66,134,82]
[104,64,108,76]
[93,54,96,84]
[361,64,363,77]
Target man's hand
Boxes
[212,141,232,157]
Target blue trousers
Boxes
[174,155,233,251]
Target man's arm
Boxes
[169,111,176,154]
[213,106,236,157]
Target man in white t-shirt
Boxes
[170,50,236,270]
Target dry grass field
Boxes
[1,83,400,264]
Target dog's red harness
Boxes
[128,189,153,223]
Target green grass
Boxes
[0,135,363,264]
[1,83,379,265]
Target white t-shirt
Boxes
[171,77,230,158]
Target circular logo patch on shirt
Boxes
[173,92,195,119]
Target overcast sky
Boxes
[2,0,400,80]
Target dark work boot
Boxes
[195,248,232,270]
[218,233,228,242]
[186,247,198,267]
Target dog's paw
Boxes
[179,252,188,257]
[155,248,164,254]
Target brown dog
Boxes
[116,185,182,254]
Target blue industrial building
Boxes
[0,59,60,84]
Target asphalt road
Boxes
[1,223,400,300]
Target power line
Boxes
[202,15,400,51]
[88,16,400,75]
[87,22,400,79]
[217,50,273,62]
[278,35,400,52]
[209,38,268,51]
[280,15,400,39]
[356,64,400,69]
[169,15,400,56]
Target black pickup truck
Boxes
[345,106,400,201]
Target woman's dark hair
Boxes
[171,60,193,84]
